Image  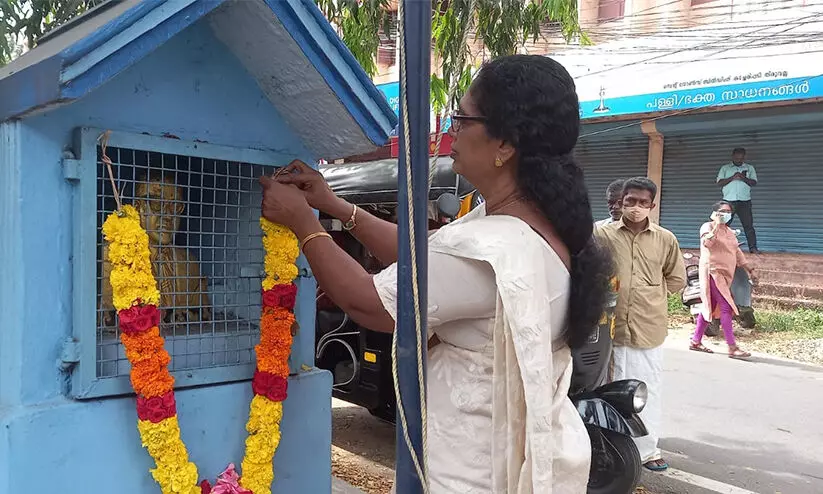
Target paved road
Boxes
[332,334,823,494]
[643,335,823,494]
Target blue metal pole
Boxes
[395,0,431,493]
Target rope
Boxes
[428,0,476,188]
[392,0,430,490]
[98,130,123,211]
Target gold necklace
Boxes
[486,195,524,215]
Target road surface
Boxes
[644,333,823,494]
[331,333,823,493]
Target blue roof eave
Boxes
[0,0,396,152]
[268,0,397,146]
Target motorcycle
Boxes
[569,276,648,494]
[681,230,756,334]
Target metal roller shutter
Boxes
[660,127,823,253]
[575,137,650,222]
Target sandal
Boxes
[728,346,751,360]
[644,459,669,471]
[689,341,714,353]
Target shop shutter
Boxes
[660,127,823,254]
[575,137,650,222]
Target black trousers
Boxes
[730,200,757,251]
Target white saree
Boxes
[373,206,590,493]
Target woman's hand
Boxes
[711,211,722,228]
[748,267,759,285]
[275,160,346,215]
[259,176,318,236]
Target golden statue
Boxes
[102,174,211,326]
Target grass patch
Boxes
[756,308,823,338]
[668,293,688,316]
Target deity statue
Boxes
[101,174,211,326]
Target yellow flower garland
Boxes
[104,205,299,494]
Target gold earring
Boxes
[494,157,503,168]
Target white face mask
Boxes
[623,205,651,223]
[714,212,732,224]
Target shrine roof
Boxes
[0,0,397,158]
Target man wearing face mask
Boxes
[594,177,686,473]
[689,201,756,358]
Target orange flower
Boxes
[130,359,175,397]
[261,307,294,322]
[256,348,291,377]
[259,323,293,348]
[121,327,165,355]
[120,326,175,397]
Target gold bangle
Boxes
[300,231,332,249]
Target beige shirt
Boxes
[595,218,686,348]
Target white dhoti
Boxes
[611,345,664,463]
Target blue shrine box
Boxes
[0,1,396,492]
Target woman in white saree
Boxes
[260,55,612,493]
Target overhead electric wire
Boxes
[574,11,823,79]
[579,0,823,25]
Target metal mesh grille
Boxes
[95,146,273,379]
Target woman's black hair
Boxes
[713,200,732,211]
[471,54,613,349]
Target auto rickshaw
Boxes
[316,160,647,494]
[314,157,473,421]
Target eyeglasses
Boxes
[450,112,487,132]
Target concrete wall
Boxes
[0,21,331,493]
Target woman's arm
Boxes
[700,222,719,248]
[324,196,400,265]
[293,215,396,333]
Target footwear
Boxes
[644,459,669,471]
[689,341,714,353]
[750,248,761,254]
[729,346,751,359]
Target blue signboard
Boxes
[377,81,400,115]
[376,81,451,132]
[379,75,823,122]
[579,75,822,119]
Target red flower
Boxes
[252,370,288,402]
[119,305,161,335]
[136,390,177,423]
[200,480,212,494]
[262,284,297,310]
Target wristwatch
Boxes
[342,204,357,231]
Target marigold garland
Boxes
[103,205,299,494]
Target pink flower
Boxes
[211,464,252,494]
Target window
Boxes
[598,0,625,21]
[68,128,291,398]
[377,12,398,67]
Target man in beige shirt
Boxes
[595,177,686,472]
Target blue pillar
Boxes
[395,0,431,493]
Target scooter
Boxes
[681,231,756,333]
[570,278,648,494]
